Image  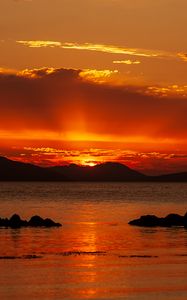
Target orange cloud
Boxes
[113,60,141,65]
[59,42,161,58]
[146,85,187,97]
[178,53,187,62]
[17,40,61,48]
[16,40,179,59]
[80,69,118,83]
[17,40,187,65]
[0,67,187,145]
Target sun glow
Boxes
[87,162,97,167]
[80,160,97,167]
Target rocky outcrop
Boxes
[0,214,62,228]
[129,212,187,228]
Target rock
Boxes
[129,212,186,228]
[28,215,45,227]
[162,213,184,227]
[9,214,23,228]
[129,215,160,227]
[28,216,61,227]
[0,218,9,227]
[43,218,61,227]
[0,214,62,228]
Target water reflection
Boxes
[0,182,187,299]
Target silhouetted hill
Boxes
[153,172,187,182]
[1,156,187,181]
[0,156,63,181]
[50,162,146,181]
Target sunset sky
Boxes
[1,0,187,174]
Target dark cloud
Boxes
[0,67,187,141]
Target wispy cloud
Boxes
[113,60,141,65]
[0,67,17,74]
[178,53,187,62]
[17,40,179,60]
[17,40,187,64]
[146,85,187,97]
[16,67,118,83]
[17,40,61,48]
[80,69,118,83]
[59,42,162,58]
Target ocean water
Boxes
[0,182,187,300]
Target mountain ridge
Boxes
[1,156,187,181]
[50,161,146,181]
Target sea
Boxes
[0,182,187,300]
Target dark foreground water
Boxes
[0,182,187,300]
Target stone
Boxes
[129,215,160,227]
[129,212,186,228]
[0,214,62,228]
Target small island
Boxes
[0,214,62,228]
[129,212,187,228]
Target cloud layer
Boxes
[17,40,187,63]
[0,67,187,143]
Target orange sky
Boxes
[1,0,187,174]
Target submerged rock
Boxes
[9,214,27,228]
[0,214,62,228]
[28,215,45,227]
[129,212,187,228]
[162,213,184,227]
[129,215,160,227]
[28,215,61,227]
[43,218,61,227]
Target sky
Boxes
[1,0,187,174]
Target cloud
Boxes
[17,40,187,65]
[59,42,162,58]
[17,40,184,61]
[113,60,141,65]
[79,69,118,83]
[178,53,187,62]
[17,41,61,48]
[0,67,17,74]
[146,85,187,97]
[0,67,187,143]
[5,145,187,175]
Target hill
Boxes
[1,156,187,181]
[0,157,146,181]
[154,172,187,182]
[0,156,63,181]
[50,162,146,181]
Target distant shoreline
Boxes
[1,156,187,182]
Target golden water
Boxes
[0,182,187,300]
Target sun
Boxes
[81,160,97,167]
[87,162,96,167]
